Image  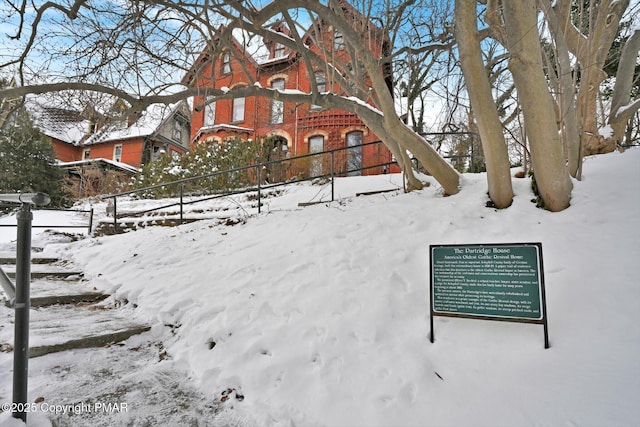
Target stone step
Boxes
[4,292,109,308]
[4,270,83,280]
[24,304,151,358]
[0,256,60,265]
[30,292,109,307]
[28,279,108,307]
[29,325,151,358]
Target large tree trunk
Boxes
[356,110,460,194]
[609,29,640,147]
[455,0,513,208]
[559,0,630,155]
[539,0,581,178]
[503,1,572,212]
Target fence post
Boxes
[113,197,118,234]
[330,151,335,202]
[257,165,262,214]
[88,208,94,235]
[12,203,33,422]
[180,184,184,224]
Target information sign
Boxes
[429,243,549,348]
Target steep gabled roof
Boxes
[26,97,89,145]
[182,24,298,86]
[82,102,186,146]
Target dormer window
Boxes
[274,42,286,58]
[222,51,231,74]
[173,119,182,141]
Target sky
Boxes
[0,147,639,426]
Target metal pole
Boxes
[88,208,94,235]
[12,203,32,422]
[113,197,117,234]
[330,151,335,202]
[179,184,184,224]
[257,165,262,214]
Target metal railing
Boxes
[0,192,50,422]
[104,140,397,233]
[0,207,94,236]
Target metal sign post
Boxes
[0,193,50,423]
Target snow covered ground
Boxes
[1,149,639,426]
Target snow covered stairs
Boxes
[0,254,150,358]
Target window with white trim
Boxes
[113,144,123,162]
[232,96,245,122]
[274,42,285,58]
[173,119,182,141]
[312,71,326,110]
[222,51,231,74]
[204,98,216,127]
[271,79,285,124]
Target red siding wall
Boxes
[51,138,147,168]
[51,139,80,162]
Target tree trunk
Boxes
[357,111,460,194]
[572,0,629,155]
[503,1,572,212]
[609,29,640,147]
[539,0,581,178]
[455,0,513,208]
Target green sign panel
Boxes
[431,243,543,320]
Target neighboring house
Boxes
[182,2,397,177]
[27,97,192,169]
[24,96,191,197]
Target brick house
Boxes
[182,3,397,177]
[25,96,191,196]
[28,97,192,169]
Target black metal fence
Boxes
[0,207,94,236]
[104,140,397,233]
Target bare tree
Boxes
[502,1,573,212]
[455,0,514,209]
[455,0,635,211]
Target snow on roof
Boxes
[83,103,179,146]
[26,94,184,146]
[232,28,271,64]
[230,27,293,65]
[25,96,89,144]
